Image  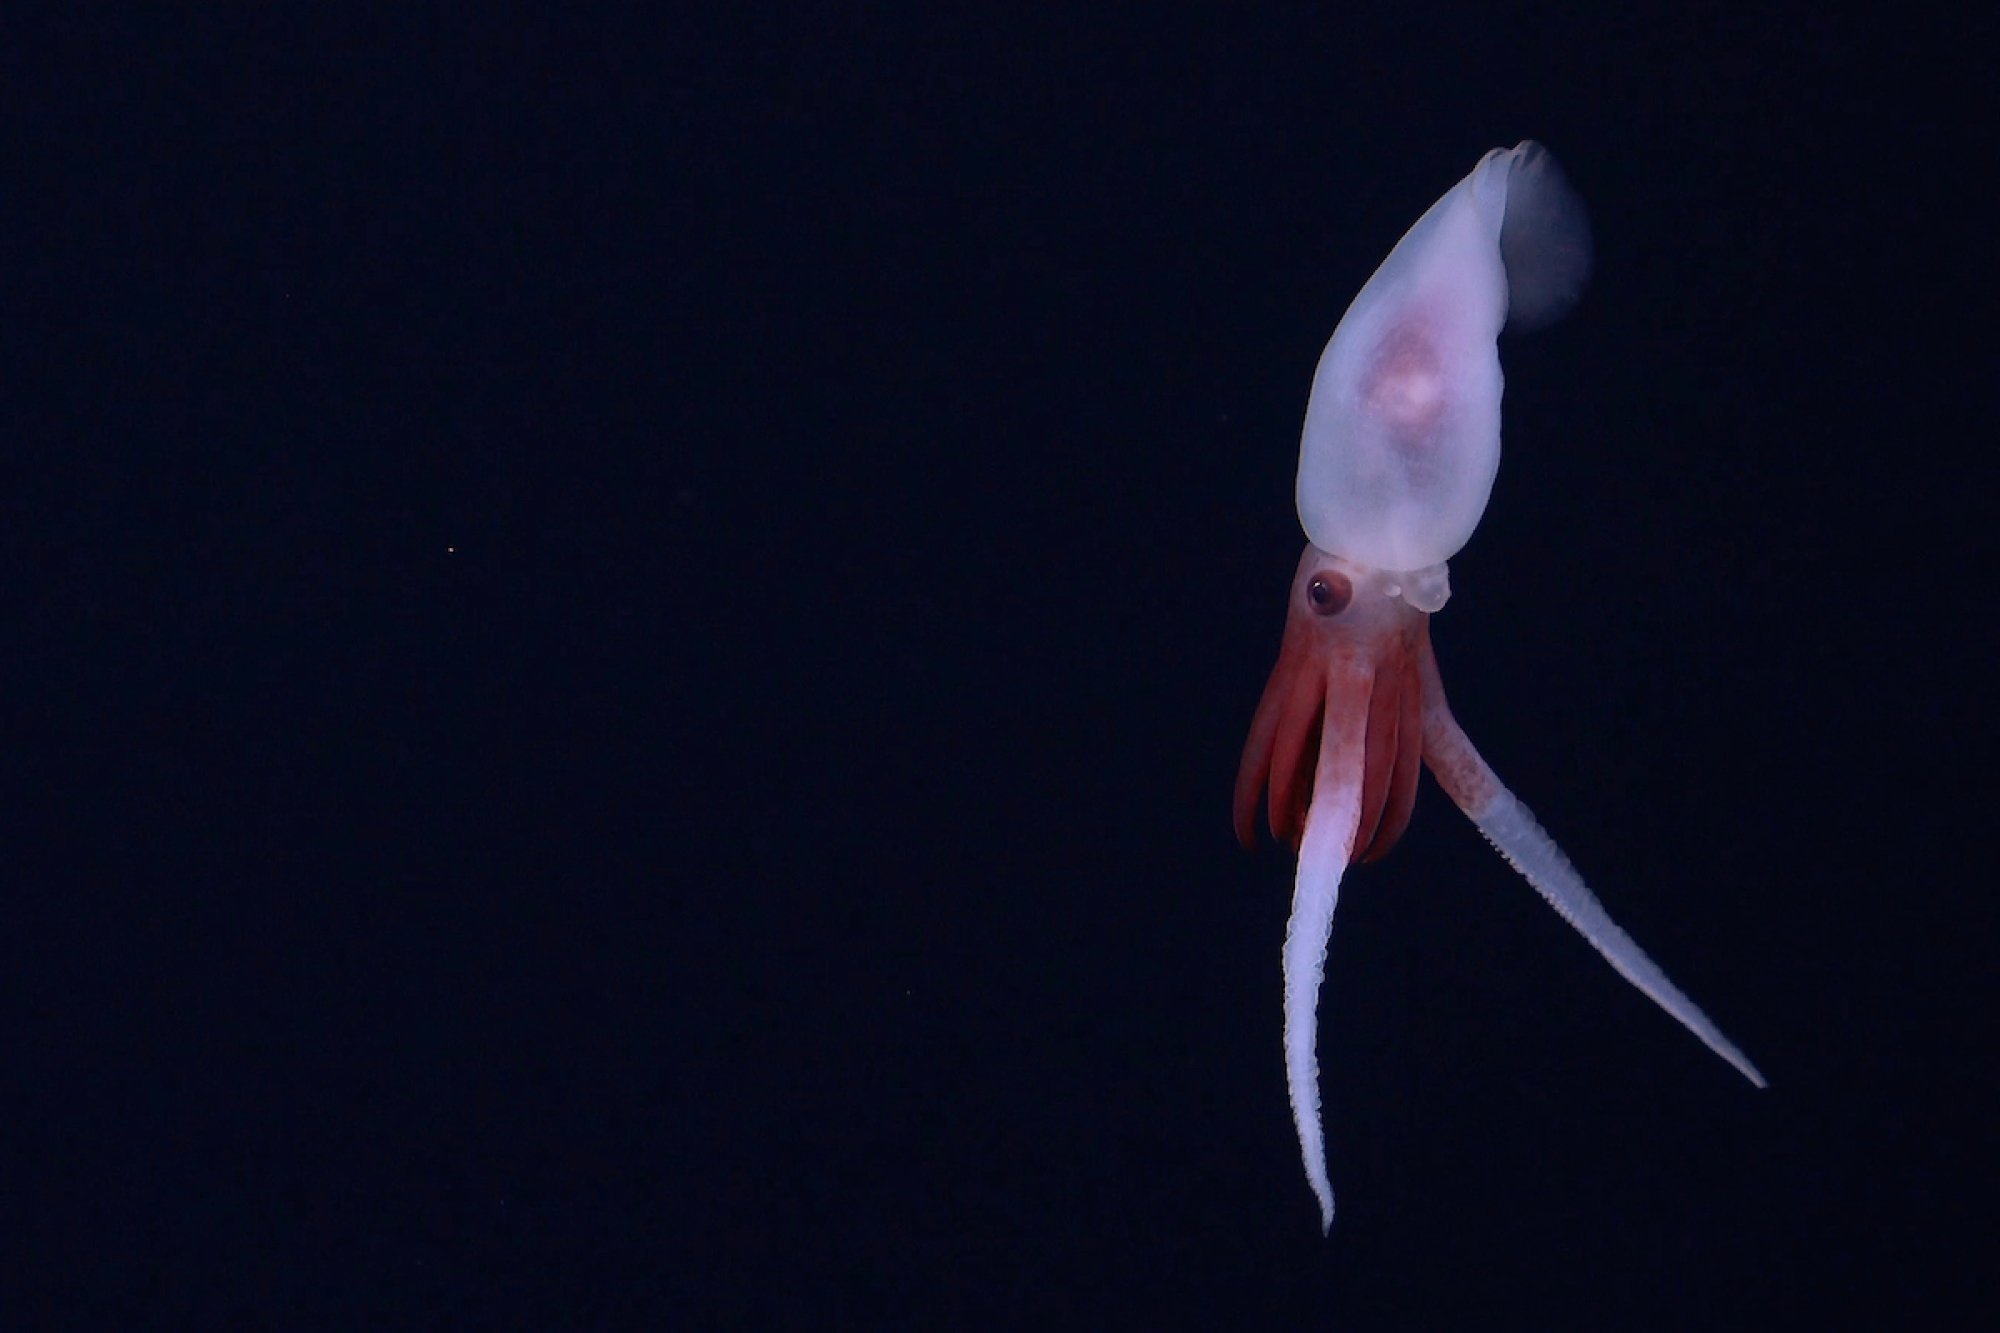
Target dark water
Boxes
[5,5,1989,1327]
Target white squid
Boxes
[1234,142,1765,1233]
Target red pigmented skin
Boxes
[1234,548,1429,866]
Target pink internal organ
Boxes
[1362,326,1447,434]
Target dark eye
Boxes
[1306,571,1352,616]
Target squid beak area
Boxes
[1235,620,1428,863]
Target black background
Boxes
[6,4,1992,1327]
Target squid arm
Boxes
[1418,640,1768,1091]
[1273,632,1767,1235]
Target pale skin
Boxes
[1239,144,1764,1234]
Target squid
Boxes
[1235,143,1765,1234]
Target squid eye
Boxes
[1306,571,1352,616]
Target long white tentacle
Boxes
[1419,646,1766,1088]
[1465,789,1767,1087]
[1284,672,1368,1234]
